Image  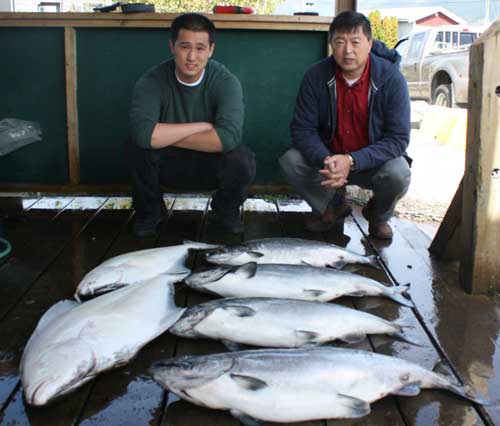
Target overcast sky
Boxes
[275,0,499,24]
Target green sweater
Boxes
[129,59,244,152]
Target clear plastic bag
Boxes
[0,118,42,156]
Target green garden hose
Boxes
[0,237,12,261]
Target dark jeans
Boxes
[126,142,256,219]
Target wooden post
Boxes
[335,0,356,15]
[65,27,80,185]
[460,21,500,294]
[429,177,463,260]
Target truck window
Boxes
[433,31,444,50]
[445,31,451,47]
[452,32,458,46]
[460,32,478,45]
[408,32,425,59]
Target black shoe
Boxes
[210,201,244,234]
[132,204,166,238]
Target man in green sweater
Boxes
[127,13,256,237]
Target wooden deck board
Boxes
[351,206,487,426]
[0,202,131,425]
[0,195,497,426]
[276,207,406,426]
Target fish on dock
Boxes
[150,347,486,425]
[183,262,413,307]
[21,274,185,406]
[169,297,418,349]
[203,237,380,269]
[75,241,218,300]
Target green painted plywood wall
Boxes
[0,24,326,186]
[0,28,68,183]
[76,28,326,184]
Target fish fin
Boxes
[336,394,371,418]
[35,300,78,331]
[345,290,366,297]
[221,340,244,352]
[340,333,367,344]
[166,267,191,276]
[303,289,327,297]
[233,262,258,278]
[389,283,414,307]
[183,240,220,249]
[230,409,263,426]
[393,382,421,396]
[329,260,348,269]
[230,374,268,391]
[366,254,382,270]
[223,305,257,317]
[247,251,264,259]
[295,330,321,345]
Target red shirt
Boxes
[332,56,371,154]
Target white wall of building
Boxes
[0,0,12,11]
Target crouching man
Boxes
[127,13,255,237]
[280,11,411,240]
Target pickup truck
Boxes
[395,25,482,107]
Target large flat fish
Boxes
[203,237,380,269]
[75,241,218,300]
[183,262,413,307]
[169,297,417,349]
[150,347,486,425]
[21,275,185,406]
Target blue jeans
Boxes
[279,148,411,222]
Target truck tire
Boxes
[432,84,453,107]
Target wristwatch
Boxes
[347,154,356,171]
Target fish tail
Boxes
[388,283,414,307]
[445,381,489,405]
[366,255,382,270]
[391,331,422,346]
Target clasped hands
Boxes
[320,154,352,189]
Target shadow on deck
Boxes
[0,194,499,426]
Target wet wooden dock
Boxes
[0,194,499,426]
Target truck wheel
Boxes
[432,84,453,107]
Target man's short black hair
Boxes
[171,13,215,45]
[329,11,372,42]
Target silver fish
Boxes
[204,237,380,269]
[169,297,417,349]
[150,347,485,424]
[184,262,413,307]
[21,275,185,406]
[75,240,218,300]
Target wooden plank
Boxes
[429,177,463,260]
[0,197,90,321]
[276,203,406,426]
[0,203,131,425]
[335,0,357,14]
[460,21,500,294]
[391,217,500,426]
[76,198,183,426]
[64,27,80,186]
[160,197,241,426]
[0,12,331,30]
[352,205,487,426]
[0,183,293,196]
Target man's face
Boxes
[170,29,214,84]
[330,26,372,78]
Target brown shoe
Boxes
[361,205,393,240]
[305,198,352,232]
[368,221,393,240]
